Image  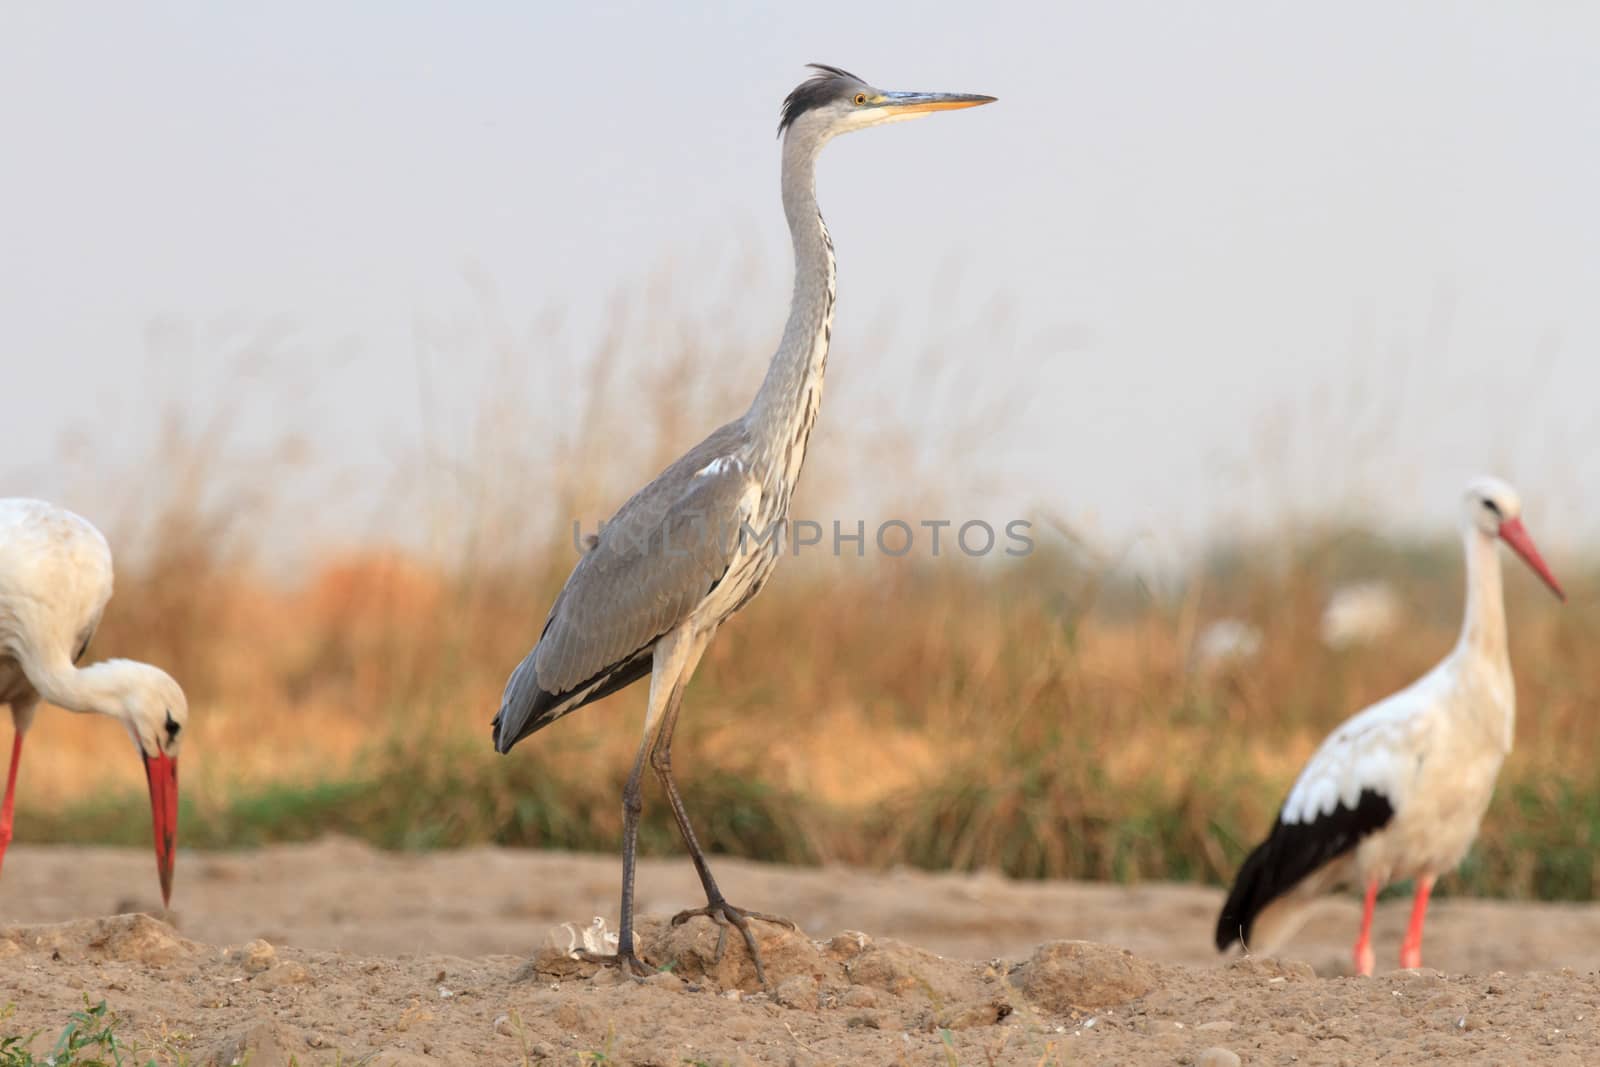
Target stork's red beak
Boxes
[142,752,178,907]
[1498,518,1565,601]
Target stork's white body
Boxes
[1217,477,1563,974]
[1258,652,1510,950]
[0,498,187,903]
[0,499,115,725]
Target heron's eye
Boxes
[853,93,867,106]
[1484,499,1503,518]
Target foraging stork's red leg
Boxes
[0,731,21,875]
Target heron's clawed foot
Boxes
[577,947,653,981]
[671,898,796,989]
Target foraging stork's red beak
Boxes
[142,752,178,907]
[1498,518,1565,601]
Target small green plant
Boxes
[0,998,155,1067]
[577,1023,618,1064]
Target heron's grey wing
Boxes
[493,446,760,752]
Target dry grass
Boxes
[12,286,1599,900]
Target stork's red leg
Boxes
[1353,879,1379,976]
[0,730,22,877]
[1400,875,1435,969]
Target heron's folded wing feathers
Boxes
[493,424,760,751]
[532,453,761,696]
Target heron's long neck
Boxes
[746,133,837,500]
[1456,526,1509,666]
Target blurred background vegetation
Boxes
[15,293,1598,905]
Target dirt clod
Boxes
[552,997,604,1035]
[234,937,277,973]
[368,1049,435,1067]
[253,961,310,989]
[1227,955,1316,982]
[839,985,878,1008]
[775,974,819,1010]
[847,939,954,999]
[644,914,820,992]
[1012,939,1159,1011]
[519,943,598,982]
[202,1021,297,1067]
[2,913,190,967]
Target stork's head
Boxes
[1463,476,1565,601]
[112,661,189,760]
[102,659,186,907]
[778,64,994,147]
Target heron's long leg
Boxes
[0,729,21,876]
[643,628,722,897]
[579,633,696,979]
[647,635,796,989]
[653,682,793,922]
[1353,879,1380,976]
[649,679,724,899]
[577,735,653,977]
[1399,875,1435,970]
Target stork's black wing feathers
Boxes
[1215,788,1395,952]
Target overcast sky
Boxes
[4,3,1597,565]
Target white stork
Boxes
[1216,476,1564,974]
[0,499,186,905]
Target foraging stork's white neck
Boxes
[20,657,185,756]
[1215,476,1563,975]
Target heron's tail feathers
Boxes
[491,646,655,754]
[492,650,556,754]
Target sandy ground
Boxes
[4,839,1600,1064]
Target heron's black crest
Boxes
[1215,788,1394,952]
[778,63,867,136]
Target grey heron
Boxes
[1216,477,1564,974]
[492,65,994,984]
[0,498,186,906]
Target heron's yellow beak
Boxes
[875,91,997,116]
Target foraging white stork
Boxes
[0,499,186,905]
[1216,476,1564,974]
